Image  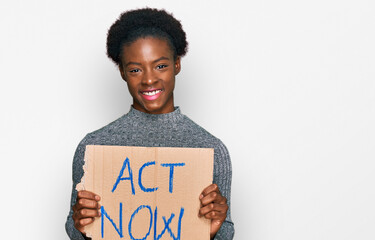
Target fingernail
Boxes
[95,196,100,201]
[199,194,203,199]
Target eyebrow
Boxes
[125,56,170,67]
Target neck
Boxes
[127,106,183,123]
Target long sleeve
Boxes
[213,142,235,240]
[65,139,87,240]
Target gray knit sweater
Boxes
[65,106,234,239]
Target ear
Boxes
[119,64,127,82]
[174,56,181,75]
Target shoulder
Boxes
[180,115,232,179]
[79,113,132,146]
[179,114,228,151]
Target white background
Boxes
[1,0,374,239]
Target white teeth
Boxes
[143,90,161,96]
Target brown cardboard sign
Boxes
[76,145,213,240]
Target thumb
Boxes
[210,219,223,237]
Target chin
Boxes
[139,103,163,114]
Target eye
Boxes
[129,69,140,73]
[157,64,168,70]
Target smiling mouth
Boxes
[141,89,162,96]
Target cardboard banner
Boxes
[76,145,213,240]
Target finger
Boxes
[200,192,226,206]
[73,199,100,212]
[75,217,94,230]
[78,190,101,201]
[200,184,220,199]
[74,208,101,220]
[204,210,226,220]
[76,198,101,210]
[210,219,225,238]
[199,203,228,217]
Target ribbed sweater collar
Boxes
[126,106,184,123]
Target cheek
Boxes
[168,79,176,90]
[162,72,176,87]
[126,81,138,94]
[168,77,176,90]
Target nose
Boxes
[142,68,157,85]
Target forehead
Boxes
[121,37,174,63]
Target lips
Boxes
[140,89,163,101]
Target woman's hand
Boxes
[72,190,101,235]
[199,184,228,240]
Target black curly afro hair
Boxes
[106,8,188,66]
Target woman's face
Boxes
[119,37,181,114]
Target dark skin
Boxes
[72,37,228,239]
[72,191,101,237]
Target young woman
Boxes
[66,8,234,240]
